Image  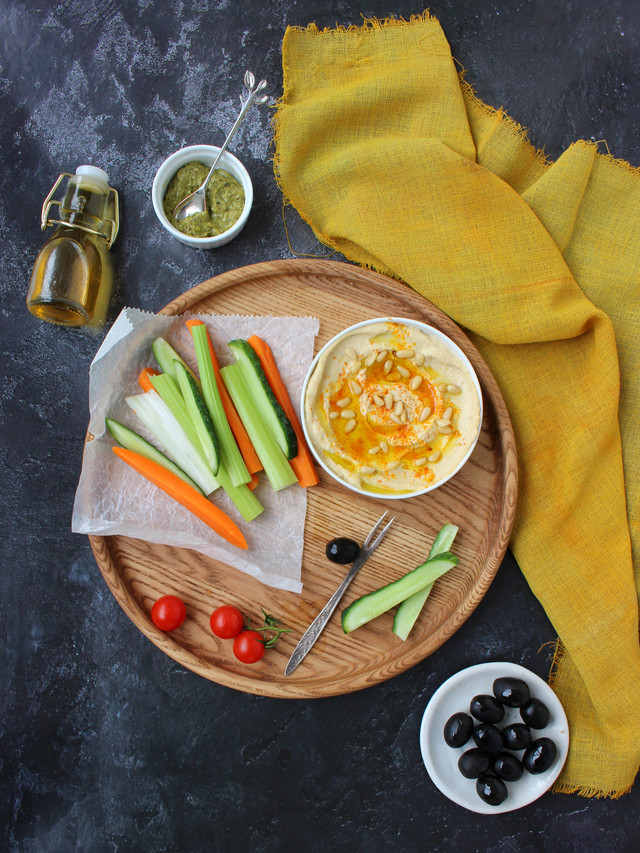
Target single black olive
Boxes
[476,774,508,806]
[472,723,504,754]
[502,723,532,750]
[520,697,550,729]
[325,537,360,564]
[523,737,558,774]
[443,712,474,748]
[458,748,491,779]
[492,752,524,782]
[469,694,505,724]
[493,676,531,707]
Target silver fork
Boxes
[284,511,396,675]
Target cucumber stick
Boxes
[189,323,250,487]
[341,552,459,634]
[125,390,219,496]
[152,337,200,387]
[221,363,297,491]
[392,523,459,641]
[227,339,298,460]
[105,418,204,494]
[174,360,220,475]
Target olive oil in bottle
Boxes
[27,166,119,327]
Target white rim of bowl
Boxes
[151,144,253,245]
[300,316,483,500]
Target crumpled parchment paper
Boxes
[72,307,320,593]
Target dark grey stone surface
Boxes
[2,1,639,851]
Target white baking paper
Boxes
[72,307,320,593]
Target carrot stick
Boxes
[112,446,248,550]
[247,473,259,491]
[185,319,262,475]
[139,367,160,393]
[247,334,320,488]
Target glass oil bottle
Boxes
[27,166,119,327]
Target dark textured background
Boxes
[2,1,639,851]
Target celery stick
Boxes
[392,523,459,640]
[149,372,200,450]
[216,463,263,522]
[190,323,251,487]
[125,390,219,496]
[221,364,298,492]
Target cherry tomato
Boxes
[210,605,244,639]
[233,630,265,664]
[151,595,186,631]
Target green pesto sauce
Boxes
[162,161,245,238]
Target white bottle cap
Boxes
[75,165,110,186]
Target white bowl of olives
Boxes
[152,144,253,249]
[419,662,569,814]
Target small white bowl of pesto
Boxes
[152,144,253,248]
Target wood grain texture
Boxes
[88,259,517,698]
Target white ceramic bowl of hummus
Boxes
[301,317,483,499]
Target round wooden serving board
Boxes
[89,259,517,698]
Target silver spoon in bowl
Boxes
[172,71,268,222]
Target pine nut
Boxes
[397,365,410,378]
[414,353,425,366]
[409,375,423,390]
[447,384,461,394]
[420,407,432,422]
[396,349,414,358]
[348,361,361,375]
[401,411,408,423]
[384,393,393,410]
[379,440,389,453]
[344,419,356,433]
[394,400,404,416]
[383,360,393,375]
[329,411,339,420]
[438,425,452,434]
[376,350,388,362]
[365,352,377,367]
[345,347,357,361]
[436,418,451,427]
[340,409,356,419]
[349,379,363,395]
[414,456,427,466]
[428,451,441,462]
[438,383,447,392]
[373,394,385,407]
[387,460,402,470]
[368,446,381,455]
[337,397,351,407]
[444,406,453,420]
[360,465,375,475]
[390,413,402,424]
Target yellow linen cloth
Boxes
[274,13,640,798]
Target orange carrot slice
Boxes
[112,446,248,549]
[185,319,262,475]
[247,334,319,488]
[139,367,160,392]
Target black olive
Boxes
[492,752,524,782]
[458,748,491,779]
[443,712,473,748]
[520,697,550,729]
[325,537,360,564]
[470,694,505,724]
[502,723,532,750]
[472,723,504,754]
[476,774,508,806]
[493,676,531,707]
[522,737,558,774]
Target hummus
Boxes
[303,320,482,495]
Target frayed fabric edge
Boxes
[286,10,435,38]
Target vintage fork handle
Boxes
[284,550,370,676]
